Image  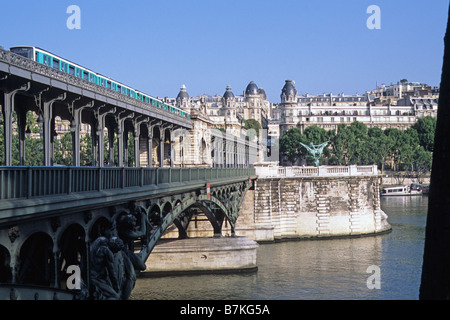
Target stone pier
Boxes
[235,164,391,242]
[143,237,259,276]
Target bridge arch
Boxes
[17,232,54,287]
[58,224,87,289]
[140,180,252,253]
[89,216,113,241]
[162,202,172,218]
[0,245,12,283]
[147,203,162,226]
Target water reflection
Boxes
[131,196,427,300]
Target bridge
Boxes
[0,166,256,300]
[0,47,259,300]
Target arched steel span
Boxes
[138,179,253,264]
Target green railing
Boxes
[0,167,255,201]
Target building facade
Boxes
[163,81,272,137]
[271,80,438,139]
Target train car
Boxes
[9,46,190,120]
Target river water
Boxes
[130,196,428,300]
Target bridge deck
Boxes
[0,166,256,226]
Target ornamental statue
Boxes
[299,141,329,167]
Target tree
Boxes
[384,128,415,171]
[347,121,369,165]
[412,116,437,152]
[279,128,303,165]
[331,124,356,165]
[54,132,73,166]
[80,134,93,166]
[244,119,261,141]
[367,127,388,170]
[302,125,328,145]
[244,119,261,135]
[414,146,432,173]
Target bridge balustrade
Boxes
[0,166,256,201]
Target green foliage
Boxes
[279,128,303,164]
[279,119,436,172]
[80,134,93,166]
[412,116,436,152]
[244,119,261,134]
[244,119,261,140]
[54,133,73,166]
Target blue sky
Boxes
[1,0,448,102]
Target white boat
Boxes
[380,184,423,197]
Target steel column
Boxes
[2,82,30,166]
[69,100,93,167]
[116,111,134,167]
[42,93,66,167]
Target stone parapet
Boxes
[254,164,378,178]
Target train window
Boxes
[52,59,60,70]
[117,85,122,92]
[69,65,75,75]
[83,71,88,80]
[106,81,111,89]
[61,61,68,73]
[89,73,96,83]
[10,47,33,59]
[76,68,83,78]
[43,55,51,66]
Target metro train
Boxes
[9,46,190,120]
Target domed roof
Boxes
[223,85,235,100]
[258,87,267,100]
[245,81,259,95]
[281,80,297,97]
[176,84,189,100]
